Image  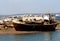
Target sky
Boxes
[0,0,60,15]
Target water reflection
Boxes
[0,30,60,41]
[44,32,52,41]
[14,32,52,41]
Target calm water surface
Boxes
[0,30,60,41]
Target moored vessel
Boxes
[13,14,58,31]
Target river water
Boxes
[0,30,60,41]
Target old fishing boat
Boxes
[13,14,58,31]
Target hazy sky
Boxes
[0,0,60,15]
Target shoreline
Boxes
[55,20,60,30]
[0,20,60,34]
[0,31,41,35]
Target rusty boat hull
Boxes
[13,23,58,31]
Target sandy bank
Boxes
[0,31,41,35]
[0,20,60,34]
[55,20,60,30]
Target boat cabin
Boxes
[43,14,52,21]
[22,16,44,22]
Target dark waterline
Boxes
[0,30,60,41]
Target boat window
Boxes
[30,19,32,22]
[39,19,42,21]
[25,19,28,21]
[34,19,36,21]
[19,20,23,22]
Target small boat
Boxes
[13,14,58,31]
